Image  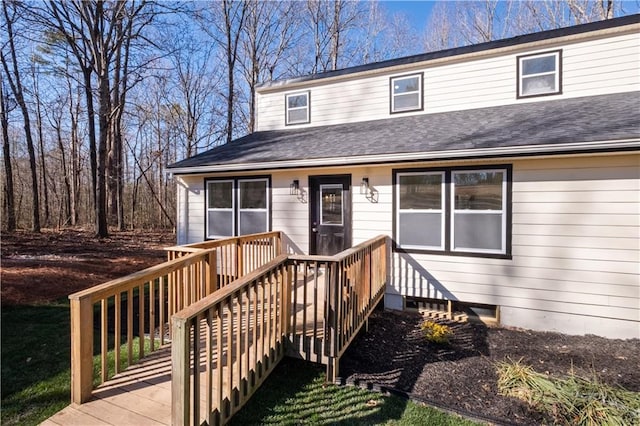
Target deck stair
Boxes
[44,232,389,426]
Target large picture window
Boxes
[394,166,510,257]
[517,50,561,98]
[206,177,270,238]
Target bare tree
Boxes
[1,0,40,232]
[0,77,16,231]
[239,0,299,132]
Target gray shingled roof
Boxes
[167,92,640,172]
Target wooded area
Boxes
[0,0,625,236]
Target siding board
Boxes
[257,31,639,131]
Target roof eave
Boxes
[166,138,640,175]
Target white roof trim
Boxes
[166,139,640,175]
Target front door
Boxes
[309,175,352,255]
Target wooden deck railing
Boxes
[166,232,282,286]
[171,255,291,426]
[69,232,284,406]
[68,248,218,404]
[171,235,390,425]
[289,234,389,381]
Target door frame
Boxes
[309,174,352,255]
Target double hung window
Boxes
[394,167,510,256]
[206,177,270,238]
[390,73,423,113]
[285,91,310,125]
[517,50,562,98]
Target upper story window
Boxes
[285,91,310,125]
[390,73,423,114]
[517,50,562,98]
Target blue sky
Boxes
[381,0,640,31]
[381,0,436,30]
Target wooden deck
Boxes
[45,233,389,425]
[44,269,329,426]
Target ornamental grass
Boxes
[496,358,640,426]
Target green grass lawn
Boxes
[2,302,480,426]
[231,358,480,426]
[1,302,72,425]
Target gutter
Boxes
[165,138,640,176]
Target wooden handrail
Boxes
[70,232,284,407]
[165,231,282,253]
[171,234,390,425]
[69,248,218,405]
[172,254,291,425]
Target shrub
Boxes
[496,358,640,426]
[420,320,452,344]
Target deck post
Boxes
[207,249,218,294]
[171,317,190,426]
[70,294,94,404]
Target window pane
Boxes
[239,211,267,235]
[522,75,556,95]
[454,172,503,210]
[287,94,307,108]
[522,55,556,75]
[393,76,419,94]
[399,212,441,248]
[208,211,233,237]
[288,108,307,123]
[453,213,502,251]
[399,174,442,209]
[394,93,420,111]
[239,180,267,209]
[321,186,343,225]
[208,181,232,209]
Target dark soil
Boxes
[1,229,174,305]
[340,309,640,425]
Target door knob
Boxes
[312,227,317,233]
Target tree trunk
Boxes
[1,1,40,232]
[33,65,50,226]
[0,80,16,231]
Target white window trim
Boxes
[390,73,423,113]
[451,169,507,255]
[206,179,234,239]
[238,178,269,235]
[518,51,561,98]
[396,171,445,251]
[285,91,310,125]
[320,184,344,226]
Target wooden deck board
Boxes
[45,272,328,425]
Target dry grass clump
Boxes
[420,320,452,344]
[496,358,640,425]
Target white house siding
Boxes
[175,153,639,338]
[256,30,639,132]
[384,154,640,339]
[176,175,205,245]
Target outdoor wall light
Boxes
[290,179,300,195]
[360,177,369,195]
[361,177,378,202]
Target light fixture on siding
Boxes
[360,177,369,195]
[290,179,300,195]
[361,177,378,203]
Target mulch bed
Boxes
[339,309,640,425]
